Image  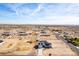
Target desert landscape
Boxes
[0,24,79,56]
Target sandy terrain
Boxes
[43,35,78,56]
[0,25,78,56]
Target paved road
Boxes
[55,33,79,55]
[55,33,69,44]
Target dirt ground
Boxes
[43,35,78,56]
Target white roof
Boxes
[76,47,79,49]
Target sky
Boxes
[0,3,79,25]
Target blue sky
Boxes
[0,3,79,25]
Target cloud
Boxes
[36,16,79,25]
[0,3,79,25]
[35,3,79,17]
[30,4,44,16]
[6,3,25,16]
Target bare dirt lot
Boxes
[43,35,78,56]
